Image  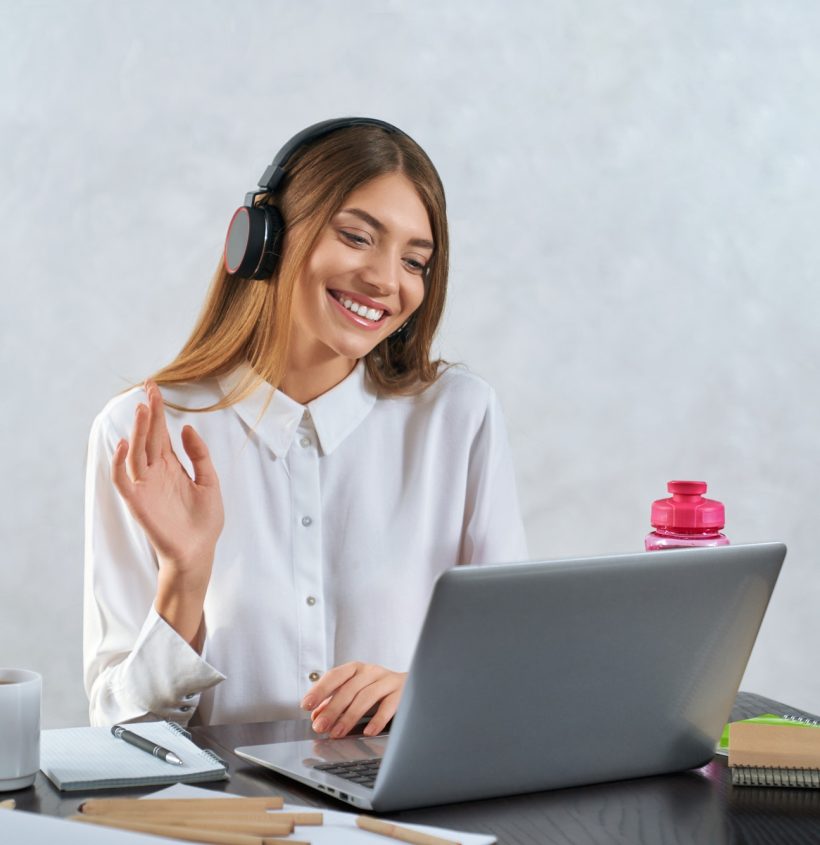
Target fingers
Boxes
[305,664,405,739]
[181,425,219,488]
[324,677,397,738]
[301,663,358,712]
[363,691,401,736]
[111,438,134,497]
[144,380,170,465]
[308,696,332,724]
[311,676,369,735]
[125,403,149,482]
[120,385,217,489]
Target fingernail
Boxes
[313,718,327,733]
[301,697,314,710]
[330,725,344,738]
[363,724,374,736]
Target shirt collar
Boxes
[308,360,378,456]
[216,361,377,458]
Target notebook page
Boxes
[41,721,224,787]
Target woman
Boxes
[84,118,528,735]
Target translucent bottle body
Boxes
[644,527,730,551]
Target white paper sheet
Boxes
[151,782,496,844]
[0,782,496,844]
[0,808,173,844]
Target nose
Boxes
[359,246,400,296]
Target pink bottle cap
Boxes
[650,480,725,531]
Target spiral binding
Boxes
[166,722,228,769]
[731,765,820,788]
[781,713,820,728]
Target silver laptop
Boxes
[235,542,785,811]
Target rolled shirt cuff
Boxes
[112,605,226,723]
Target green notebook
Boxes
[720,713,820,789]
[40,721,228,791]
[719,713,820,751]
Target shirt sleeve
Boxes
[459,385,530,566]
[83,408,225,726]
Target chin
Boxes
[330,337,383,361]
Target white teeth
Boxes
[337,294,384,322]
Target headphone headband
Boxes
[226,117,406,279]
[257,117,403,195]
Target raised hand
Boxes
[110,380,224,589]
[301,663,407,739]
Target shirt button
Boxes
[306,596,316,606]
[308,671,321,682]
[300,436,311,448]
[301,516,313,527]
[303,409,311,420]
[179,705,191,712]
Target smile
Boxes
[328,290,390,330]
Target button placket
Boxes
[290,421,327,700]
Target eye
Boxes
[403,257,427,274]
[340,230,371,247]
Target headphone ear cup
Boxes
[255,204,285,279]
[224,204,285,279]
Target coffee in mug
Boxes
[0,669,41,791]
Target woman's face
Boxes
[289,172,434,367]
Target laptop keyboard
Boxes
[313,758,381,788]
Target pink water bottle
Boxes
[645,480,729,550]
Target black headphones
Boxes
[223,117,405,280]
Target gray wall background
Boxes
[2,0,818,728]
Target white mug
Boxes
[0,669,41,791]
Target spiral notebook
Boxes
[40,721,228,791]
[728,719,820,789]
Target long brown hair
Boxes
[149,123,450,411]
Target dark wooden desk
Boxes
[10,692,820,844]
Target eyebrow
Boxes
[339,207,435,250]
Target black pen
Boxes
[110,725,184,766]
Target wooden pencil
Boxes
[70,813,308,845]
[97,813,293,836]
[79,796,284,815]
[267,812,323,826]
[357,814,461,845]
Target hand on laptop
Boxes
[300,662,407,739]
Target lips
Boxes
[327,290,390,330]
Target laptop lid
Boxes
[236,542,785,811]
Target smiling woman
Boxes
[284,172,433,401]
[83,118,528,735]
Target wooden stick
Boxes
[99,813,293,836]
[268,812,323,826]
[79,796,284,815]
[0,799,15,810]
[357,815,461,845]
[69,814,307,845]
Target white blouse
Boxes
[83,362,529,727]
